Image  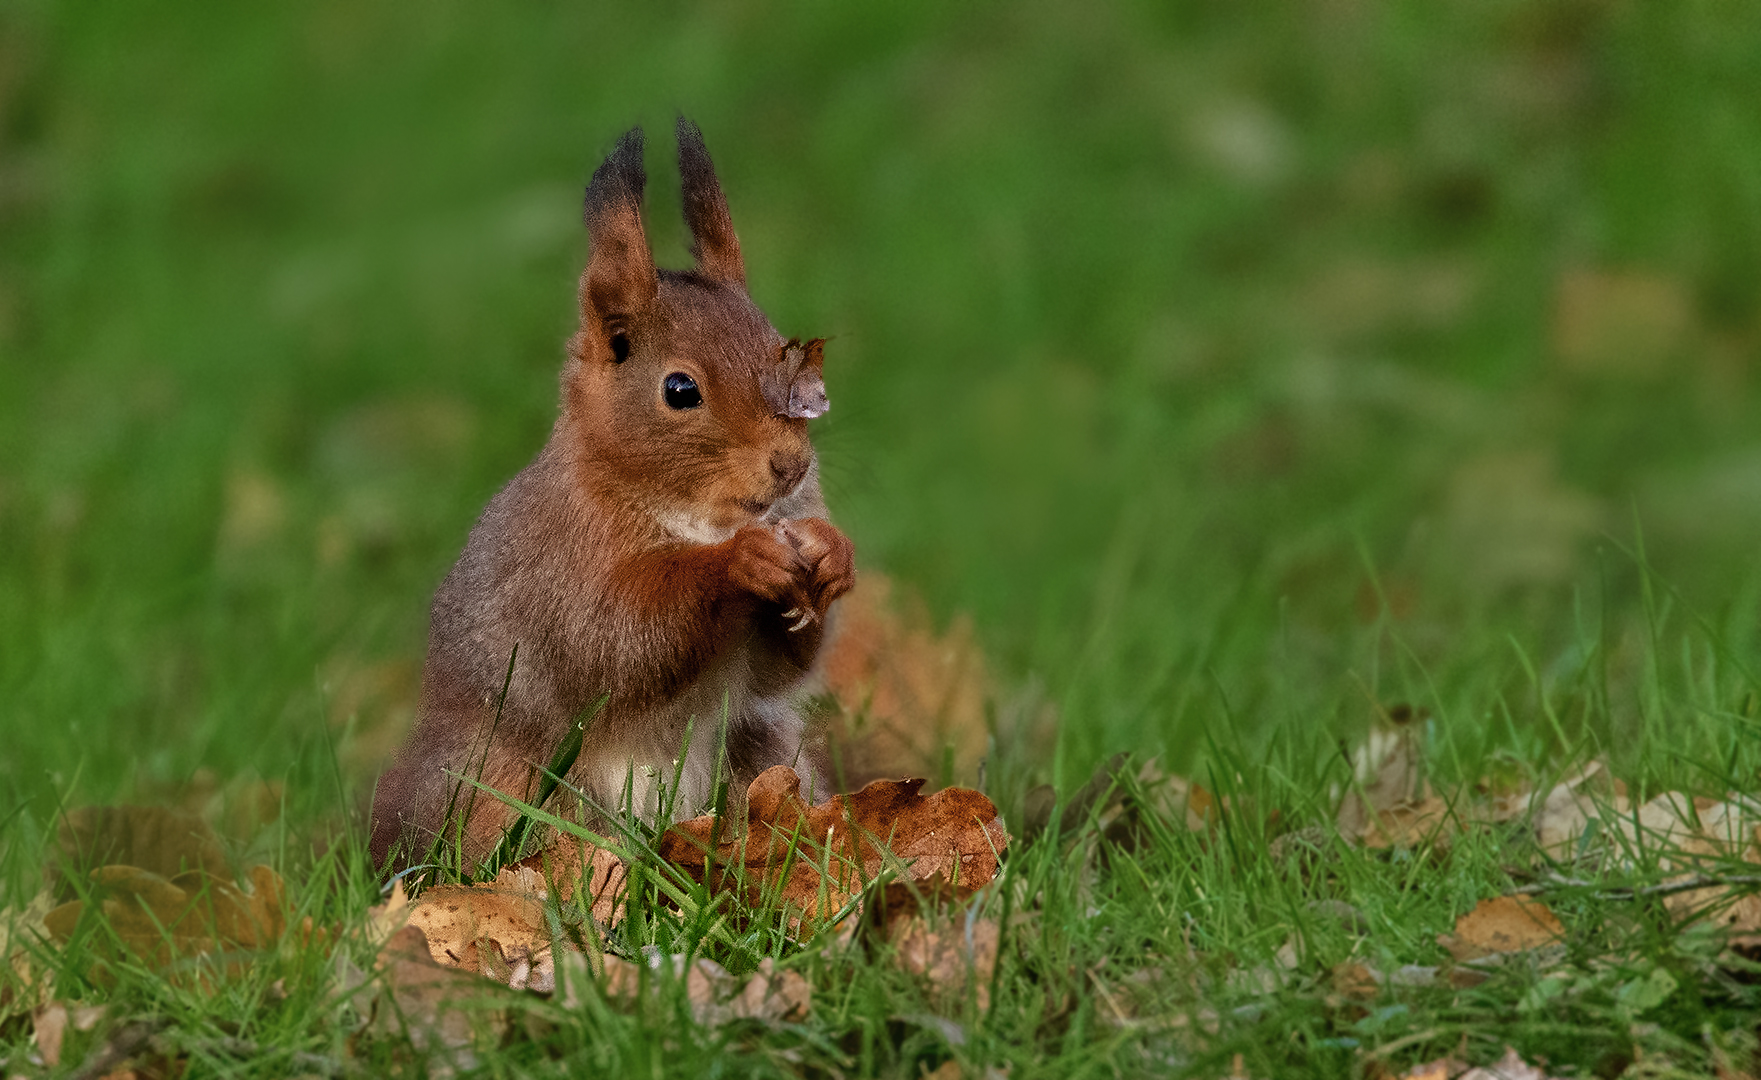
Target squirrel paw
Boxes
[775,517,856,621]
[727,524,815,615]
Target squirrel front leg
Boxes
[605,521,851,705]
[760,517,856,671]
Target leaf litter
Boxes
[21,702,1761,1078]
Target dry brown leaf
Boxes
[404,863,592,993]
[30,1001,105,1069]
[1608,792,1761,929]
[1361,796,1456,850]
[0,889,55,1020]
[44,864,285,981]
[54,806,231,894]
[685,956,812,1025]
[1533,761,1625,857]
[136,768,286,841]
[554,949,811,1025]
[365,878,413,943]
[368,924,507,1066]
[32,999,66,1067]
[893,911,1000,1013]
[1339,721,1454,848]
[1458,1045,1561,1080]
[1394,1057,1466,1080]
[1329,961,1381,1001]
[510,836,627,927]
[659,766,1007,931]
[1438,895,1563,962]
[821,574,989,788]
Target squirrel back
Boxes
[369,120,856,868]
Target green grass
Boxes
[3,0,1761,1074]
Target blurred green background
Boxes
[2,0,1759,829]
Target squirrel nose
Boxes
[769,451,809,492]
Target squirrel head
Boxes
[563,119,828,542]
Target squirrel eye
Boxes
[609,332,631,363]
[663,372,702,410]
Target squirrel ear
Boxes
[676,117,746,287]
[581,127,658,338]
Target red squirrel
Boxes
[369,119,856,868]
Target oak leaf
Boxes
[1437,895,1563,962]
[366,924,508,1068]
[405,874,555,992]
[44,864,285,980]
[53,805,230,895]
[658,766,1007,931]
[509,837,627,927]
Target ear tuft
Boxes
[676,116,746,286]
[581,127,658,335]
[584,127,646,229]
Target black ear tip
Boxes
[608,126,646,180]
[676,116,710,164]
[585,125,648,219]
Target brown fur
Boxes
[369,120,856,869]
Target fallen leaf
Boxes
[820,574,990,788]
[30,1001,104,1069]
[54,806,231,896]
[32,1000,66,1067]
[1438,895,1563,962]
[1394,1057,1466,1080]
[1330,961,1381,1001]
[165,768,285,840]
[1533,760,1624,857]
[1361,796,1456,850]
[1339,720,1453,847]
[659,767,1008,932]
[1458,1045,1561,1080]
[685,956,812,1025]
[892,910,1000,1013]
[405,864,584,992]
[510,836,627,927]
[0,889,55,1020]
[553,948,809,1025]
[368,924,507,1067]
[1611,792,1761,929]
[44,864,285,981]
[365,878,413,941]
